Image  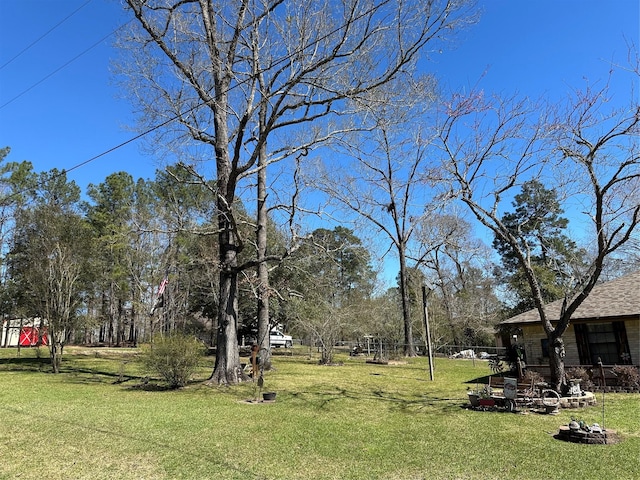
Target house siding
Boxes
[520,316,640,367]
[521,324,546,365]
[627,316,640,365]
[521,324,581,366]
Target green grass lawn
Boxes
[0,347,638,480]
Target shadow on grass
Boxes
[0,356,50,370]
[125,381,176,392]
[0,352,211,392]
[0,354,155,388]
[123,377,211,392]
[2,351,465,412]
[61,367,150,386]
[287,385,462,414]
[60,365,208,392]
[465,373,509,385]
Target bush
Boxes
[523,370,544,385]
[141,334,206,388]
[566,366,595,391]
[611,365,640,388]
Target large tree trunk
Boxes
[209,269,246,384]
[548,333,567,394]
[208,186,247,384]
[398,248,416,357]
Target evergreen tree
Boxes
[85,172,136,345]
[493,180,586,314]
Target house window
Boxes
[574,321,632,365]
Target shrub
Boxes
[523,370,544,385]
[566,366,595,391]
[141,334,206,388]
[611,365,640,388]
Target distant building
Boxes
[1,318,48,347]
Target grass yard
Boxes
[0,346,638,480]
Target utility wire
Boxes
[2,110,184,204]
[1,22,131,110]
[64,113,181,176]
[5,1,388,200]
[0,0,94,71]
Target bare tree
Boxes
[119,0,475,383]
[9,171,91,373]
[436,63,640,392]
[416,212,499,346]
[313,106,440,356]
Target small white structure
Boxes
[451,349,475,359]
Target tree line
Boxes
[0,148,508,371]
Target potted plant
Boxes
[479,384,495,406]
[467,389,481,407]
[467,385,493,407]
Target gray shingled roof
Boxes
[500,270,640,325]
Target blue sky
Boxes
[0,0,638,194]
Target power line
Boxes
[1,22,130,110]
[1,109,185,204]
[65,113,182,176]
[6,1,393,198]
[0,0,94,71]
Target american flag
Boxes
[149,276,168,316]
[157,276,168,297]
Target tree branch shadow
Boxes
[285,384,462,414]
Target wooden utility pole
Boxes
[422,285,434,381]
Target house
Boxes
[499,271,639,369]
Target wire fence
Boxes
[293,339,505,358]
